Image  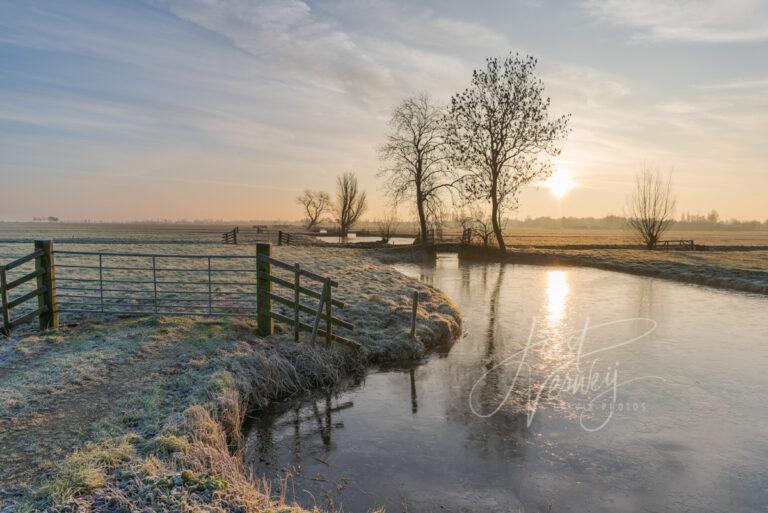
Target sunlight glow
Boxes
[545,169,576,198]
[545,270,570,327]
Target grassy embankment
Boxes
[0,246,460,512]
[457,245,768,296]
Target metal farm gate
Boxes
[53,250,258,318]
[1,241,358,348]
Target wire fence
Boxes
[54,250,259,317]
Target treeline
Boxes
[508,215,768,230]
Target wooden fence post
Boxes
[256,243,273,336]
[34,239,58,330]
[410,290,418,337]
[310,281,327,345]
[294,263,300,342]
[1,266,9,335]
[278,230,283,246]
[325,277,332,345]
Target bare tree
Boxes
[378,94,455,243]
[445,54,570,252]
[375,209,399,243]
[469,205,496,247]
[456,204,497,247]
[626,165,676,249]
[296,190,330,230]
[333,172,367,237]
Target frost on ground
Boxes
[0,245,461,512]
[269,246,462,360]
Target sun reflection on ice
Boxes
[539,270,572,366]
[546,270,570,328]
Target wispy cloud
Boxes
[697,78,768,91]
[149,0,512,106]
[582,0,768,42]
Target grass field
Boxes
[3,222,768,247]
[502,227,768,247]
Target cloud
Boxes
[149,0,513,107]
[697,78,768,91]
[582,0,768,42]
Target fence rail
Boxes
[222,227,239,244]
[660,239,696,250]
[277,231,316,246]
[256,244,357,348]
[1,241,358,350]
[1,240,56,335]
[52,250,258,319]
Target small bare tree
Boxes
[469,205,496,247]
[626,165,676,249]
[375,209,399,243]
[296,190,330,230]
[378,94,456,243]
[333,172,367,237]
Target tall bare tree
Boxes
[333,172,367,237]
[445,54,570,252]
[378,94,455,243]
[626,165,676,249]
[296,190,330,230]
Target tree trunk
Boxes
[415,188,428,243]
[490,178,506,253]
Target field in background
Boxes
[2,222,768,248]
[499,227,768,247]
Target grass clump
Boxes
[151,434,193,456]
[37,434,138,506]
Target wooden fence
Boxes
[660,239,696,250]
[277,230,315,246]
[256,243,357,347]
[222,227,239,244]
[1,240,57,335]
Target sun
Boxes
[545,169,576,198]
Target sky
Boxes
[1,0,767,222]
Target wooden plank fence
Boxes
[255,243,358,348]
[277,230,315,246]
[1,239,58,335]
[660,239,695,250]
[222,227,239,244]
